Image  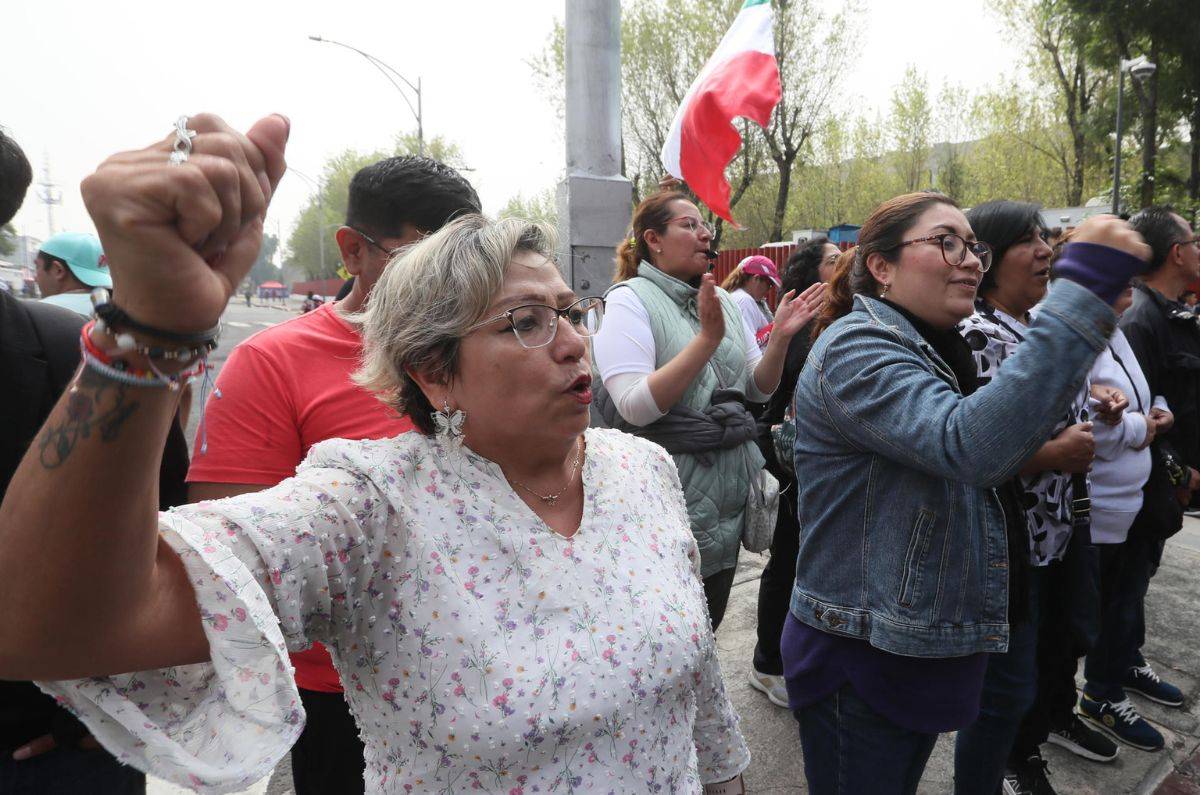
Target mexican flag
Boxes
[661,0,781,225]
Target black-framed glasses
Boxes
[349,226,404,258]
[1174,236,1200,250]
[885,233,993,272]
[667,216,715,238]
[466,296,605,349]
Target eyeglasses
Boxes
[885,232,993,272]
[667,216,715,238]
[466,296,605,349]
[350,226,404,258]
[1174,236,1200,250]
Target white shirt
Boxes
[1088,327,1169,543]
[593,286,767,426]
[728,288,772,352]
[40,291,94,317]
[39,428,750,793]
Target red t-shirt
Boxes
[188,302,412,692]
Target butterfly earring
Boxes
[432,398,466,447]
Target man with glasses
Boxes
[187,155,480,794]
[1078,206,1200,751]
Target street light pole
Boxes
[309,35,424,157]
[1112,55,1157,215]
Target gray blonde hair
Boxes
[353,213,558,434]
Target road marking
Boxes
[226,321,251,328]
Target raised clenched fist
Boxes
[80,113,289,335]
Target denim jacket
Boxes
[790,279,1116,657]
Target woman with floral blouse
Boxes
[0,114,750,794]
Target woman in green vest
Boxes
[592,191,826,628]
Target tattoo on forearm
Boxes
[39,366,140,469]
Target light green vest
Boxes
[604,261,765,577]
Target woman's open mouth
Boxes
[565,374,593,404]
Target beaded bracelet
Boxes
[90,287,221,349]
[89,319,216,362]
[80,324,208,391]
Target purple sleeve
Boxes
[1053,242,1147,305]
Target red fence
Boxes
[710,244,797,284]
[290,278,344,298]
[711,244,798,309]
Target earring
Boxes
[880,283,890,299]
[431,397,466,447]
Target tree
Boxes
[1067,0,1197,209]
[394,132,468,171]
[248,233,280,288]
[531,0,743,203]
[761,0,857,240]
[990,0,1111,206]
[531,0,858,243]
[499,189,558,227]
[0,223,16,258]
[285,132,466,279]
[931,84,972,202]
[964,86,1074,206]
[781,114,897,233]
[890,68,933,192]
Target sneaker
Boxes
[1046,713,1119,762]
[1124,663,1185,707]
[1077,693,1165,751]
[1002,751,1057,795]
[747,668,789,708]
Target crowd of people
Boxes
[0,110,1195,795]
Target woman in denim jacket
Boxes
[780,192,1150,794]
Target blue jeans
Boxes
[952,566,1044,795]
[795,684,937,795]
[1084,530,1164,700]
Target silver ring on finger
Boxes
[168,116,197,166]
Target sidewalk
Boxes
[151,521,1200,795]
[724,519,1200,794]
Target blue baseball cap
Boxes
[40,232,111,288]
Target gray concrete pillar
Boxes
[557,0,632,296]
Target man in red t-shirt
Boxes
[188,156,480,793]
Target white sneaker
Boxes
[748,668,789,708]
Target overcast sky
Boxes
[5,0,1024,254]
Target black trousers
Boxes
[0,746,143,795]
[753,484,800,675]
[291,687,366,795]
[1010,557,1088,759]
[704,567,739,631]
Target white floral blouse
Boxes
[38,428,749,794]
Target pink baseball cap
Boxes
[739,255,781,287]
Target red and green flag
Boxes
[661,0,781,225]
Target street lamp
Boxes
[1112,55,1157,215]
[308,35,424,157]
[287,167,328,277]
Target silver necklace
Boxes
[507,438,582,506]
